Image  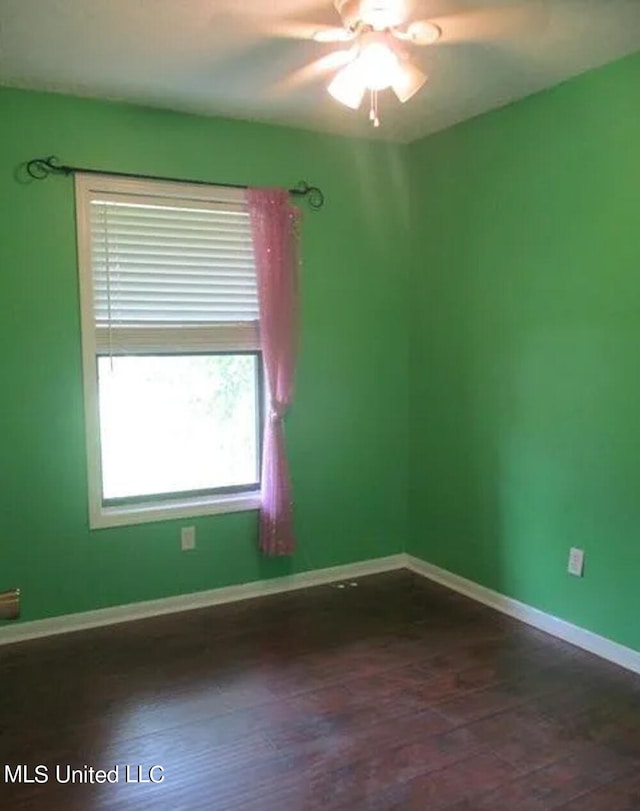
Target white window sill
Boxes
[90,491,261,529]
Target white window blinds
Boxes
[81,180,259,353]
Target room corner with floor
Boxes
[1,2,639,809]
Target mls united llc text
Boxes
[4,764,165,784]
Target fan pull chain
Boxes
[369,89,380,128]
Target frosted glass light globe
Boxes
[357,42,399,90]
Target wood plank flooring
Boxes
[1,570,639,810]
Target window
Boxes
[75,174,262,528]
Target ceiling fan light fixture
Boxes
[357,40,399,90]
[334,0,409,31]
[360,0,409,30]
[392,61,427,102]
[327,62,366,109]
[326,1,436,125]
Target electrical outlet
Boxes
[567,547,585,577]
[181,526,196,551]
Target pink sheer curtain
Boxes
[247,188,301,556]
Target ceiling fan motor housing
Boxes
[334,0,412,31]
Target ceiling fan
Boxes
[313,0,442,126]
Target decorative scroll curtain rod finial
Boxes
[25,156,324,209]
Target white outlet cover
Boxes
[568,547,585,577]
[181,526,196,551]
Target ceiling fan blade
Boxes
[268,21,357,43]
[313,26,357,42]
[268,21,334,40]
[395,19,442,45]
[430,2,552,45]
[213,0,333,17]
[272,48,356,95]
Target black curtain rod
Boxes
[25,156,325,209]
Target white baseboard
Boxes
[405,554,640,676]
[0,554,405,647]
[4,550,638,678]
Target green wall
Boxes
[408,52,640,651]
[3,51,639,651]
[0,87,411,623]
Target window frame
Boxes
[75,173,262,529]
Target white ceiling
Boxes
[0,0,638,142]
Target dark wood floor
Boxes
[1,570,639,810]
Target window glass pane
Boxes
[97,354,259,501]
